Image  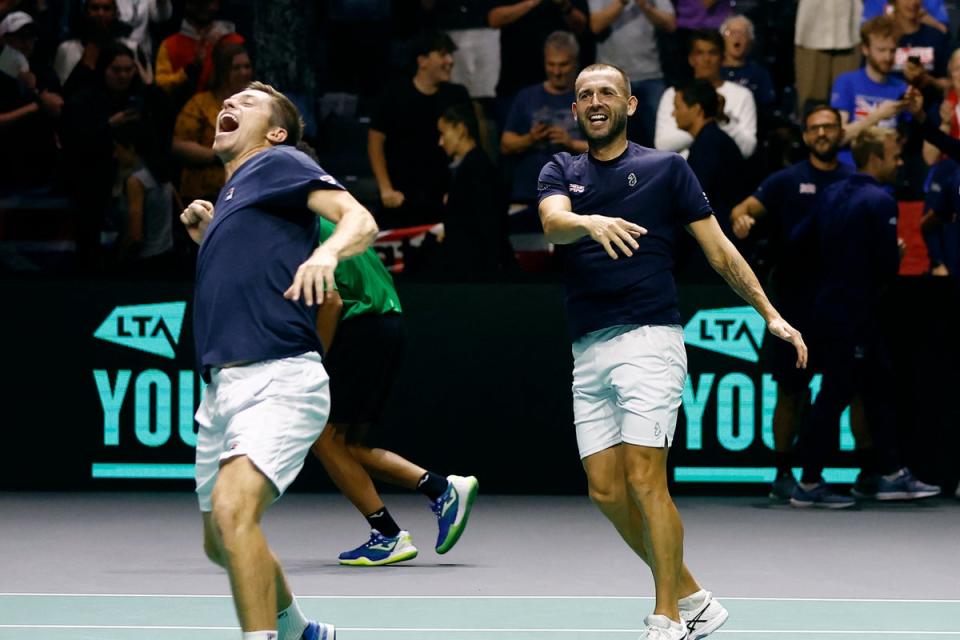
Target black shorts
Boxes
[325,313,405,431]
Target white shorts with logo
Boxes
[194,352,330,512]
[572,324,687,458]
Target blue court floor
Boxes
[2,493,958,639]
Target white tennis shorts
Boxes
[572,324,687,458]
[194,352,330,512]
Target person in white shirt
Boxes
[794,0,862,113]
[655,29,756,158]
[115,0,172,62]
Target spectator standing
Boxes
[115,0,172,62]
[863,0,948,33]
[0,11,63,193]
[588,0,674,147]
[438,102,515,279]
[422,0,500,101]
[888,0,951,94]
[53,0,150,94]
[368,30,469,228]
[794,0,862,114]
[501,30,586,204]
[172,41,251,203]
[790,127,941,508]
[720,14,775,111]
[660,0,734,87]
[488,0,588,106]
[155,0,243,105]
[655,30,756,159]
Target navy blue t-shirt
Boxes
[792,174,900,341]
[754,159,854,286]
[194,145,344,376]
[537,143,714,340]
[892,25,950,82]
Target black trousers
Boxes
[799,335,902,483]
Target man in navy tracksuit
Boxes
[790,127,941,507]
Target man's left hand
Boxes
[285,247,338,306]
[768,316,807,369]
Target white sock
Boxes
[243,632,277,640]
[277,598,309,640]
[678,589,708,611]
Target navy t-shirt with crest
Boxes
[194,145,345,378]
[537,143,713,341]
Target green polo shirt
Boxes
[319,219,402,320]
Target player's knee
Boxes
[625,463,667,501]
[210,495,255,545]
[587,481,628,511]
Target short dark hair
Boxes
[689,29,725,55]
[577,63,632,96]
[861,15,896,47]
[247,81,304,146]
[852,127,896,169]
[409,29,457,63]
[677,79,720,119]
[440,101,480,143]
[803,103,842,128]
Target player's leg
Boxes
[210,455,281,632]
[311,424,418,566]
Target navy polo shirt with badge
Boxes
[194,145,345,379]
[753,159,853,287]
[537,143,713,341]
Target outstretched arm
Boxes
[538,193,646,259]
[688,215,808,368]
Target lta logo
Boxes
[683,306,765,362]
[93,302,187,359]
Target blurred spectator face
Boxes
[437,117,466,158]
[85,0,117,33]
[948,51,960,88]
[418,49,454,85]
[672,91,698,133]
[721,18,751,63]
[574,68,633,146]
[4,26,38,58]
[544,45,577,93]
[228,52,253,93]
[892,0,922,21]
[688,39,722,81]
[213,88,279,158]
[185,0,219,27]
[802,109,843,161]
[863,34,896,75]
[104,53,136,93]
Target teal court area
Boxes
[1,594,959,640]
[2,493,958,640]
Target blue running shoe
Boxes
[790,482,855,509]
[338,529,418,566]
[432,474,479,554]
[876,468,941,501]
[302,620,336,640]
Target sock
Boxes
[277,597,308,640]
[774,451,792,477]
[243,632,278,640]
[417,471,449,501]
[366,506,401,538]
[678,589,708,611]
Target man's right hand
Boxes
[586,214,646,259]
[381,188,405,209]
[731,210,755,239]
[180,199,214,244]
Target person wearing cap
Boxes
[0,11,63,193]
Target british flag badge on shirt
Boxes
[225,187,235,201]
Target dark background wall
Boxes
[1,279,955,494]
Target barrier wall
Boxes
[1,278,955,494]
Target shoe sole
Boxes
[338,548,419,566]
[688,606,729,640]
[876,490,941,501]
[437,476,479,554]
[850,489,876,499]
[789,498,855,509]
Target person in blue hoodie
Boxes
[790,127,941,508]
